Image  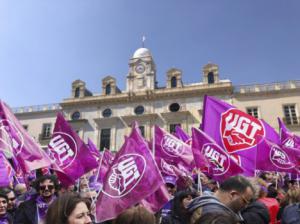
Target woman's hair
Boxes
[45,193,91,224]
[113,206,155,224]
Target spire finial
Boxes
[142,35,146,48]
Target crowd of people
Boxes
[0,170,300,224]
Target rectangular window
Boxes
[283,104,298,125]
[100,128,111,151]
[22,125,28,131]
[42,123,52,139]
[139,126,145,137]
[169,123,181,134]
[246,107,259,119]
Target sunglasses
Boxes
[40,185,55,191]
[8,197,16,201]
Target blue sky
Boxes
[0,0,299,107]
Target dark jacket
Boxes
[14,198,37,224]
[281,203,300,224]
[187,195,240,224]
[241,201,270,224]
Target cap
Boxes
[164,176,177,186]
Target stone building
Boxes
[13,47,300,151]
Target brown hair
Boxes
[45,193,91,224]
[113,206,155,224]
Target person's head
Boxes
[0,187,16,211]
[0,193,8,217]
[194,212,238,224]
[14,183,27,197]
[259,172,274,183]
[164,176,177,196]
[267,184,278,198]
[46,193,92,224]
[283,188,300,205]
[215,175,255,213]
[79,178,89,192]
[34,175,58,200]
[113,206,155,224]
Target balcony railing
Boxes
[282,117,300,126]
[12,103,61,114]
[234,80,300,94]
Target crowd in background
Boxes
[0,170,300,224]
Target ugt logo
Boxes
[0,119,24,157]
[161,134,184,157]
[270,146,293,170]
[202,144,230,176]
[48,132,77,169]
[105,154,146,198]
[160,158,177,176]
[283,138,295,148]
[220,108,265,153]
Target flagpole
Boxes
[152,125,155,157]
[91,151,105,223]
[197,170,202,195]
[94,150,105,185]
[275,172,278,190]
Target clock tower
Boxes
[126,48,156,92]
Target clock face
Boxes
[135,64,145,74]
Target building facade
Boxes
[13,48,300,151]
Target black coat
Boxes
[241,201,270,224]
[14,198,37,224]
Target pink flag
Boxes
[278,118,300,149]
[0,151,15,187]
[96,123,164,222]
[174,126,192,145]
[0,101,52,173]
[140,184,171,213]
[154,125,194,173]
[201,95,280,176]
[192,128,243,181]
[87,138,101,161]
[256,136,300,174]
[47,113,98,186]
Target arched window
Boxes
[105,84,111,95]
[171,76,177,88]
[208,72,215,84]
[74,87,80,98]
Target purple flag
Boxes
[140,184,171,213]
[0,151,15,187]
[201,95,280,176]
[174,126,192,145]
[10,156,26,184]
[96,123,164,222]
[96,149,115,184]
[278,118,300,149]
[192,128,243,181]
[256,136,300,174]
[47,113,98,186]
[154,125,194,173]
[0,101,52,173]
[87,138,101,161]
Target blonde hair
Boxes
[284,188,300,205]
